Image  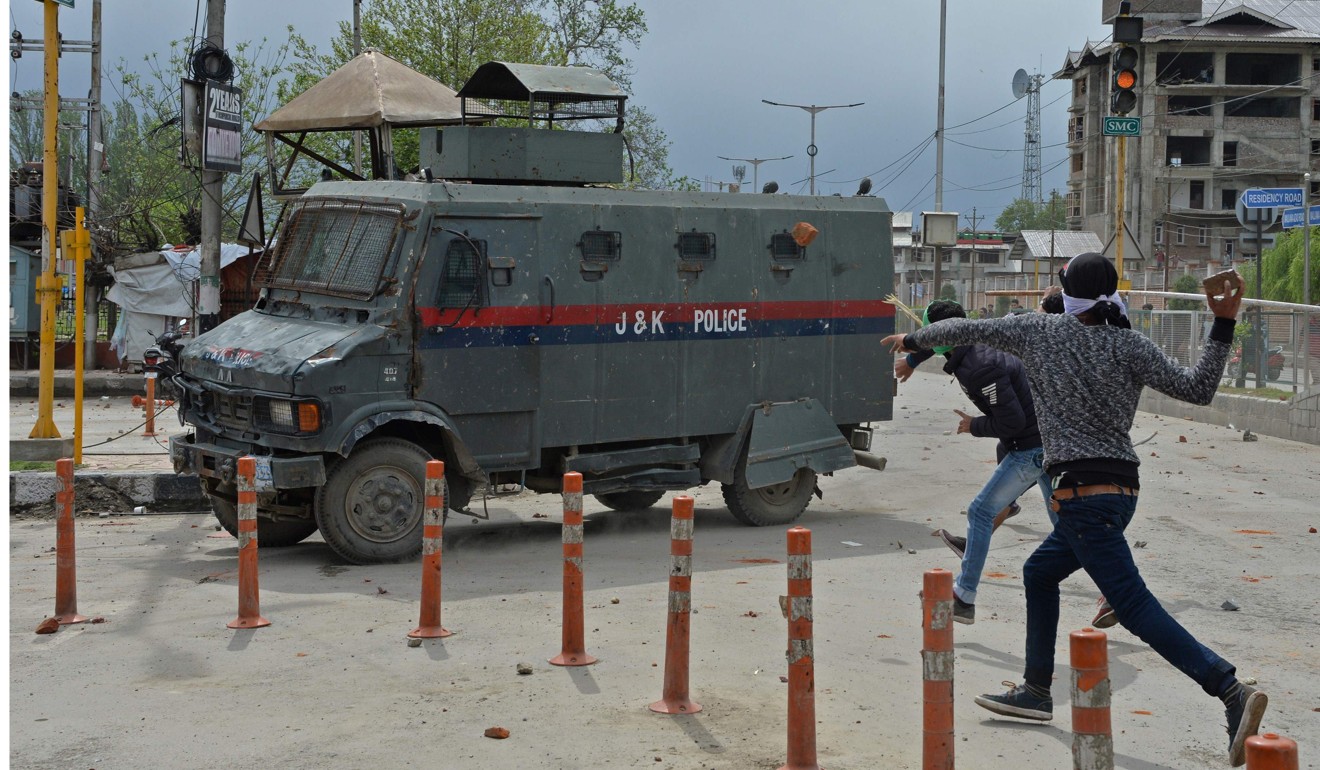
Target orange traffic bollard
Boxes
[922,568,954,770]
[549,472,596,666]
[53,458,87,625]
[409,460,453,639]
[1246,733,1299,770]
[141,365,157,438]
[779,526,819,770]
[1070,627,1113,770]
[649,494,701,715]
[227,456,270,629]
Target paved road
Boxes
[9,372,1319,769]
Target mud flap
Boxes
[744,398,855,490]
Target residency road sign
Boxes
[1242,187,1303,208]
[1282,205,1320,228]
[1102,116,1141,136]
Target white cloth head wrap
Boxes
[1062,292,1127,318]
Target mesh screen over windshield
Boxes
[265,199,405,300]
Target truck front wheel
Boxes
[721,464,817,527]
[205,482,319,547]
[315,438,430,564]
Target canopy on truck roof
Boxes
[255,49,464,131]
[254,49,468,199]
[457,61,626,131]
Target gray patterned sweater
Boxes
[905,313,1234,478]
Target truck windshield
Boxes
[264,198,405,300]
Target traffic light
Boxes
[1111,45,1139,115]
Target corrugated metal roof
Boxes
[255,50,464,132]
[1009,230,1105,262]
[457,62,625,101]
[1147,0,1320,41]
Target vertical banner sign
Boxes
[202,81,243,173]
[180,79,204,169]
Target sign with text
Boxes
[202,81,243,173]
[1281,205,1320,228]
[1102,116,1141,136]
[1242,187,1303,209]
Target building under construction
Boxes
[1058,0,1320,279]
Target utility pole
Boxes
[353,0,363,177]
[86,0,103,370]
[30,0,62,440]
[965,207,982,310]
[761,100,862,195]
[716,155,792,196]
[933,0,948,299]
[197,0,226,334]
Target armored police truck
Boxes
[170,62,894,564]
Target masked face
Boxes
[922,306,954,355]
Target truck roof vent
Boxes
[770,232,805,260]
[579,229,622,261]
[677,230,716,261]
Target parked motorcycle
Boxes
[143,325,187,400]
[1230,344,1285,381]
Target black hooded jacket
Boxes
[909,344,1042,454]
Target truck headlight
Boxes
[256,397,323,435]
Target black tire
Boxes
[594,490,665,512]
[207,491,319,548]
[314,438,431,564]
[1268,366,1282,381]
[721,461,817,527]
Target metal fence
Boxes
[893,302,1320,394]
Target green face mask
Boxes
[922,306,954,355]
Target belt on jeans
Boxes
[1051,484,1137,503]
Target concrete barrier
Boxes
[10,471,207,511]
[1139,388,1320,446]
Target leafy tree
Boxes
[98,34,294,252]
[1168,273,1203,310]
[1255,227,1320,304]
[994,190,1067,233]
[282,0,692,189]
[939,283,958,302]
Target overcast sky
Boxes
[7,0,1111,225]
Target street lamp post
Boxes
[716,154,793,195]
[761,100,863,195]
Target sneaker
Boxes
[1092,597,1118,629]
[974,681,1053,721]
[1225,683,1268,767]
[953,595,975,625]
[935,529,966,559]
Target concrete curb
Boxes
[11,371,148,398]
[10,470,209,511]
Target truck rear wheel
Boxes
[315,438,430,564]
[206,483,319,547]
[721,465,817,527]
[594,490,665,512]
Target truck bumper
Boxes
[170,434,327,492]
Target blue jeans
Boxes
[955,446,1054,604]
[1022,493,1236,698]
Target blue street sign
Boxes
[1282,204,1320,228]
[1242,187,1303,208]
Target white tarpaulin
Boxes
[106,244,250,363]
